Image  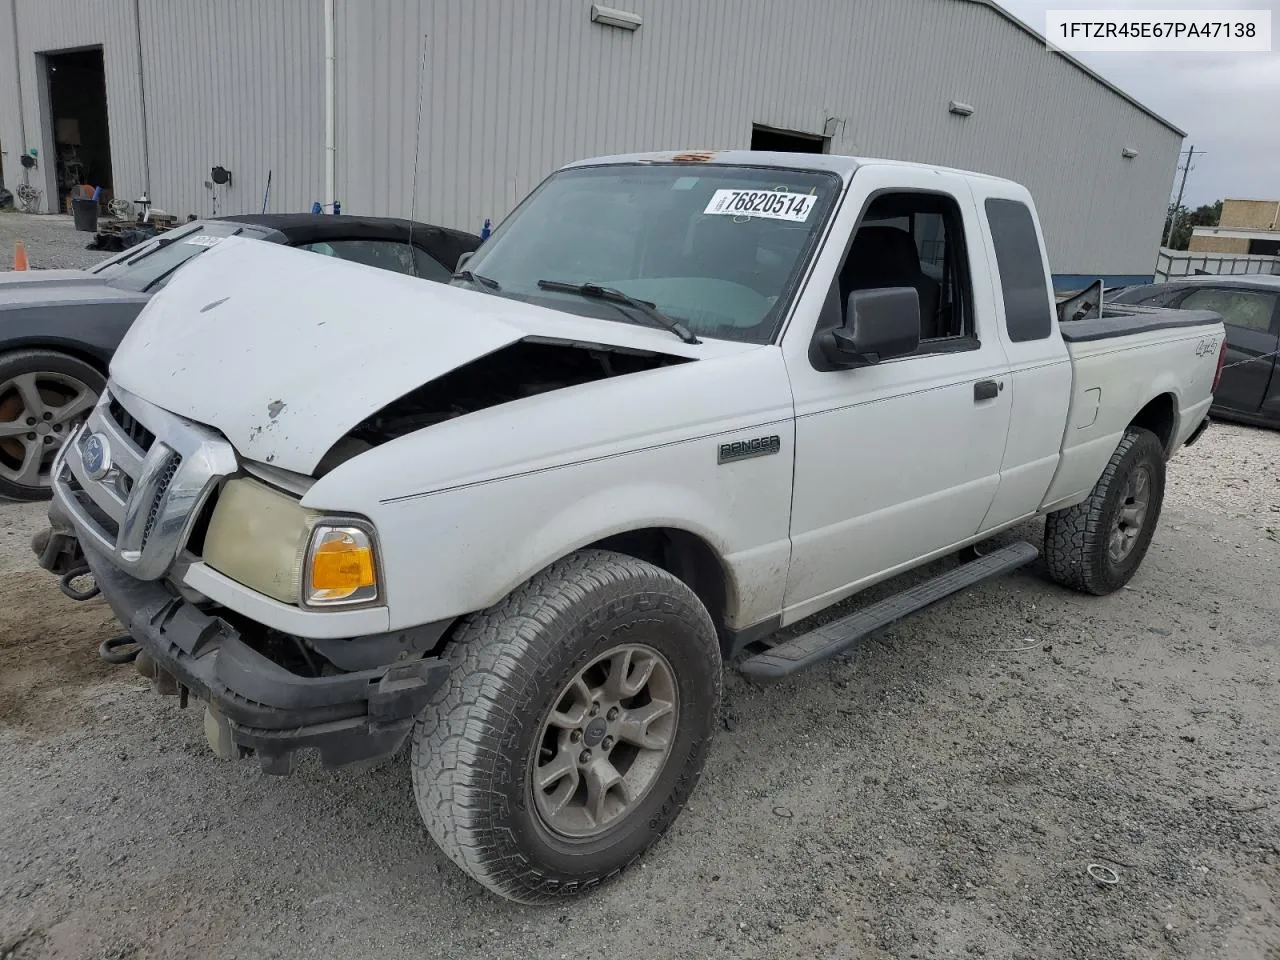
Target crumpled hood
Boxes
[110,236,714,474]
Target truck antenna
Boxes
[407,34,428,275]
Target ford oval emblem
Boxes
[81,432,112,481]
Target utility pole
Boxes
[1163,145,1206,248]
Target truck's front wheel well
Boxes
[1129,393,1176,456]
[430,530,732,659]
[588,528,730,645]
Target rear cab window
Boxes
[984,199,1053,342]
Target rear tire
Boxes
[411,549,722,903]
[1044,426,1166,595]
[0,349,103,501]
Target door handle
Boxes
[974,380,1001,402]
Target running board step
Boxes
[739,541,1039,680]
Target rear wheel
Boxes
[411,549,722,903]
[0,350,103,501]
[1044,426,1166,595]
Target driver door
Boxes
[779,167,1012,621]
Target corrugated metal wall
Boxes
[0,0,147,211]
[0,0,1182,275]
[0,0,20,191]
[138,0,324,218]
[333,0,1182,275]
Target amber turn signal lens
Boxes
[306,526,378,604]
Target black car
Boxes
[0,214,480,499]
[1108,275,1280,429]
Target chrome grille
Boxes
[60,467,120,539]
[107,397,155,452]
[140,453,182,549]
[52,382,237,580]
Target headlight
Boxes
[202,477,380,607]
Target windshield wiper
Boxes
[536,280,700,345]
[117,234,176,267]
[120,225,239,275]
[451,269,501,291]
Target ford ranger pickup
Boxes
[35,151,1225,903]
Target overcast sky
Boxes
[995,0,1279,207]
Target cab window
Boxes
[985,198,1052,342]
[839,192,974,348]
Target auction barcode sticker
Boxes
[183,235,224,247]
[1046,9,1271,51]
[704,189,817,222]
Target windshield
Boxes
[92,221,249,292]
[459,163,842,344]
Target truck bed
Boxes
[1059,303,1222,343]
[1042,304,1223,514]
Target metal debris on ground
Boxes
[1087,864,1120,886]
[983,639,1043,654]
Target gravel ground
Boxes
[1,421,1278,960]
[0,212,113,272]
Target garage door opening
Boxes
[43,47,112,213]
[750,125,828,154]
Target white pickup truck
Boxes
[37,151,1225,903]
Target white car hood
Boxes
[110,236,728,474]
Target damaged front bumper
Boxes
[37,523,450,774]
[32,494,84,577]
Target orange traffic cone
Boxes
[13,241,29,271]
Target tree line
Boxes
[1163,200,1223,251]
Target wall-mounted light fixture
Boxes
[948,100,974,117]
[1121,147,1139,159]
[590,4,642,30]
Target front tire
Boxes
[411,550,722,903]
[1044,426,1166,595]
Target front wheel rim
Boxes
[1108,465,1151,563]
[0,372,97,489]
[530,643,680,840]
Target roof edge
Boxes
[1192,226,1280,238]
[957,0,1187,138]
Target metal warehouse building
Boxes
[0,0,1184,286]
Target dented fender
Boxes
[302,346,797,631]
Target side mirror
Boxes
[819,287,921,368]
[455,250,474,272]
